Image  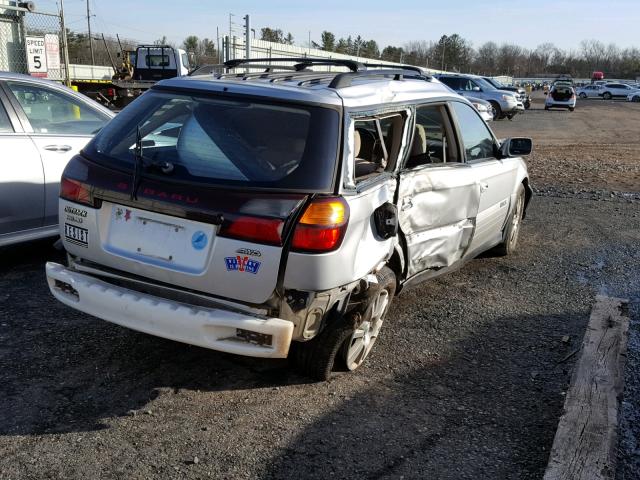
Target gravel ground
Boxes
[0,94,638,479]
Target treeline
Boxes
[270,28,640,79]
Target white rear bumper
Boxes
[45,262,294,358]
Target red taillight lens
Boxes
[60,176,93,206]
[221,216,283,245]
[106,88,116,97]
[291,198,349,253]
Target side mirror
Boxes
[472,86,481,92]
[499,137,532,158]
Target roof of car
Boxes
[156,63,459,109]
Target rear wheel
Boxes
[489,101,502,121]
[603,92,612,100]
[290,267,396,381]
[493,185,525,256]
[579,92,587,99]
[569,107,575,112]
[339,267,396,371]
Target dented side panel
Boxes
[398,164,481,277]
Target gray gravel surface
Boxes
[1,95,638,480]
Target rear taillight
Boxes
[220,216,283,246]
[106,88,116,97]
[60,176,94,207]
[291,197,349,253]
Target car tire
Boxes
[569,107,575,112]
[338,267,396,372]
[603,92,612,100]
[544,106,549,110]
[290,267,396,381]
[579,92,587,99]
[489,101,502,121]
[493,185,525,257]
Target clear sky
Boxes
[38,0,639,51]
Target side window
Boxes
[439,77,460,90]
[353,113,404,181]
[406,105,458,169]
[460,79,474,91]
[7,82,109,135]
[0,102,14,133]
[451,101,496,162]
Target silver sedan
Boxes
[0,72,114,247]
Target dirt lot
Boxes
[1,93,639,479]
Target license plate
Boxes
[64,223,88,247]
[105,204,214,273]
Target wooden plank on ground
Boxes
[544,295,630,480]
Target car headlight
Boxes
[501,94,515,101]
[473,103,488,112]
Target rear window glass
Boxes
[146,55,170,67]
[86,90,340,191]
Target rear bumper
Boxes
[45,262,294,358]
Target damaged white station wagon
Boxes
[46,58,532,380]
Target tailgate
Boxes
[60,175,306,304]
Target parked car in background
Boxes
[46,58,532,380]
[628,91,640,102]
[0,72,114,247]
[466,96,494,122]
[435,73,521,120]
[576,84,604,98]
[481,77,531,109]
[545,82,576,111]
[600,83,639,99]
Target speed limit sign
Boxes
[25,36,48,77]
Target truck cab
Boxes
[133,45,190,81]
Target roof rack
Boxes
[328,69,431,88]
[224,57,364,72]
[221,58,433,89]
[362,63,425,74]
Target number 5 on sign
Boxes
[25,36,48,77]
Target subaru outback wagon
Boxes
[46,59,532,380]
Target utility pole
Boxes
[59,0,71,86]
[86,0,95,65]
[243,14,250,60]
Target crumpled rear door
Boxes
[398,164,481,277]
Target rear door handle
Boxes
[44,145,72,152]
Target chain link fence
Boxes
[0,3,65,80]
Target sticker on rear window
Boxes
[64,223,88,247]
[225,256,261,274]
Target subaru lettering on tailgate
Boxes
[225,256,261,274]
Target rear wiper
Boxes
[130,125,144,200]
[130,126,174,201]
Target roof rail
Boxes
[224,57,364,72]
[362,63,426,74]
[221,58,433,89]
[328,69,432,89]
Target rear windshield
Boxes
[86,90,340,191]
